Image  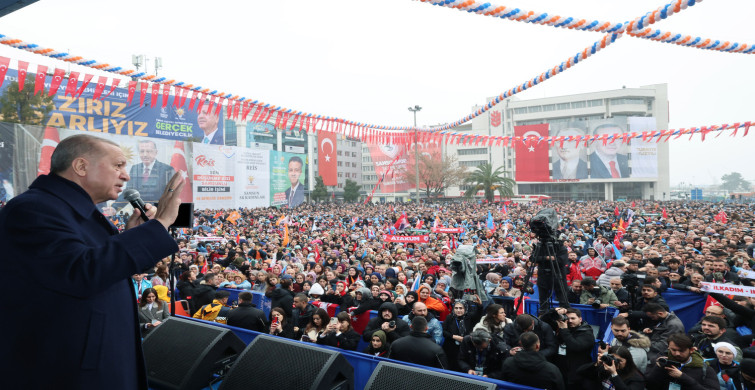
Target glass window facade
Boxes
[518,183,606,201]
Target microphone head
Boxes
[122,189,141,202]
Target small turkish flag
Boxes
[318,131,338,186]
[161,84,170,108]
[63,71,80,97]
[75,73,94,98]
[102,78,120,100]
[17,61,29,91]
[126,81,137,105]
[48,68,66,97]
[170,141,193,202]
[138,81,148,106]
[150,83,160,108]
[34,65,48,95]
[92,76,107,100]
[0,57,10,88]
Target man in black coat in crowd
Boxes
[504,313,558,360]
[292,293,317,335]
[554,308,596,387]
[227,292,268,332]
[363,302,410,343]
[501,331,565,390]
[458,329,507,379]
[388,316,448,369]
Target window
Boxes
[556,103,570,110]
[459,160,487,168]
[587,99,603,107]
[571,101,586,109]
[527,106,542,113]
[610,98,645,105]
[513,107,528,114]
[458,148,488,156]
[337,161,342,167]
[337,172,343,178]
[542,104,556,112]
[224,120,237,146]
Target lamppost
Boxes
[408,105,422,204]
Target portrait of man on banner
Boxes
[127,139,175,202]
[550,123,588,180]
[589,120,630,179]
[197,109,224,145]
[284,155,305,208]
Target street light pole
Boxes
[408,105,422,204]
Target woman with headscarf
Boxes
[346,266,361,286]
[496,276,521,298]
[443,300,473,372]
[397,291,417,316]
[417,283,447,317]
[394,283,408,299]
[363,330,390,357]
[484,273,502,295]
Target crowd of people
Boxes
[133,200,755,390]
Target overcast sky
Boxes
[1,0,753,186]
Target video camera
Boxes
[529,208,559,242]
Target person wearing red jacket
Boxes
[579,248,606,279]
[565,252,583,286]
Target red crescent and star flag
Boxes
[514,124,550,182]
[318,131,338,186]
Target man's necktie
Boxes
[609,161,620,178]
[203,137,210,144]
[142,166,150,181]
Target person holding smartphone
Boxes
[316,312,360,351]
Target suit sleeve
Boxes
[6,201,177,299]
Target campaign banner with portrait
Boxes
[0,124,15,202]
[587,118,630,179]
[549,122,589,180]
[628,117,659,178]
[368,143,411,192]
[246,122,277,150]
[0,68,224,145]
[192,144,237,209]
[56,129,193,213]
[235,148,270,208]
[270,151,307,208]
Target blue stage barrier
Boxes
[176,317,540,390]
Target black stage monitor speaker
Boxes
[364,361,497,390]
[219,334,354,390]
[142,317,246,390]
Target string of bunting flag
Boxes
[0,0,747,143]
[419,0,754,55]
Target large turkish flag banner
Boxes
[318,131,338,186]
[515,124,550,182]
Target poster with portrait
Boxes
[628,117,659,178]
[587,118,630,179]
[549,122,588,180]
[236,148,270,208]
[270,151,307,208]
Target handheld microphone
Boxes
[123,189,149,222]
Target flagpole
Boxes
[408,105,422,205]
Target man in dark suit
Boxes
[198,109,223,145]
[127,140,175,202]
[0,134,184,389]
[551,127,588,180]
[589,123,630,179]
[284,156,305,207]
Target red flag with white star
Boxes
[170,141,193,202]
[514,124,549,182]
[318,131,338,186]
[34,65,48,95]
[17,61,29,91]
[92,76,107,100]
[37,127,59,176]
